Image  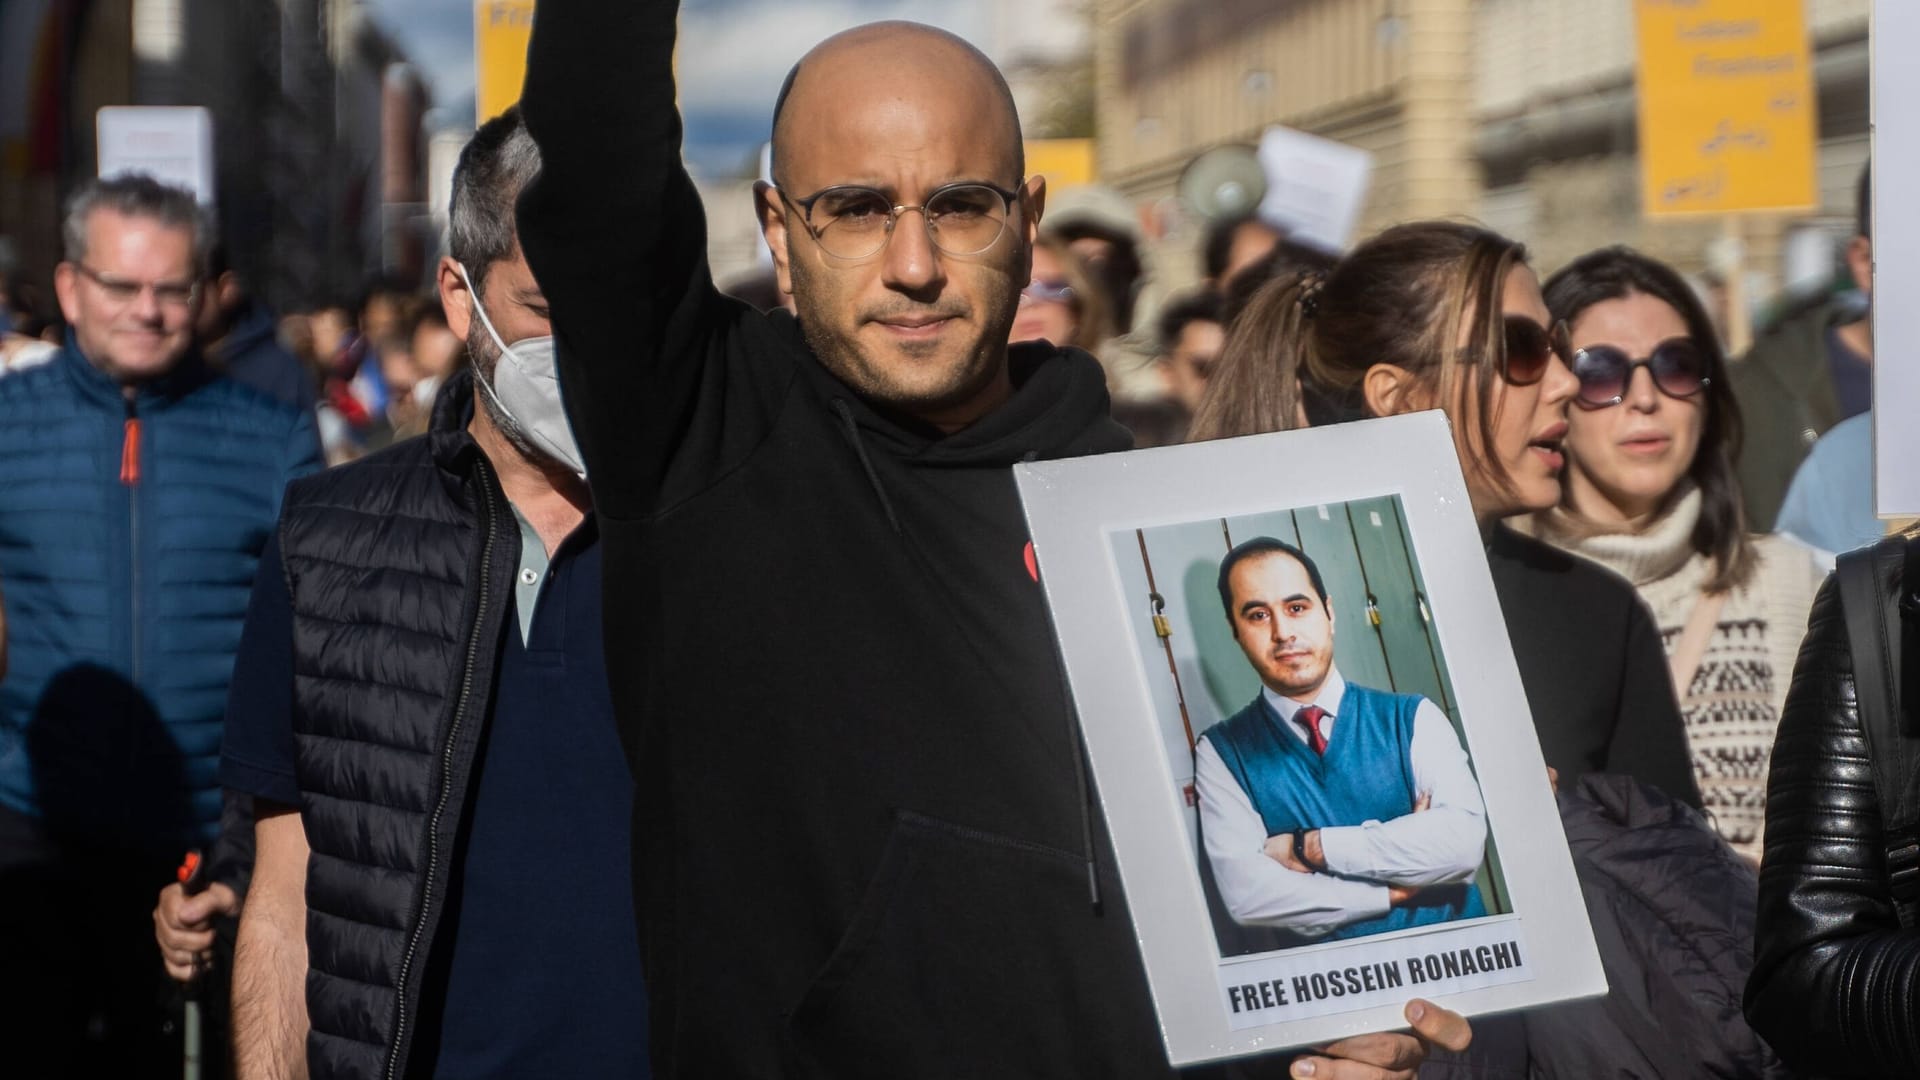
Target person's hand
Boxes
[1547,766,1559,794]
[1386,883,1425,907]
[1288,998,1473,1079]
[154,880,240,982]
[1412,790,1431,813]
[1263,833,1312,873]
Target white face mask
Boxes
[456,262,585,478]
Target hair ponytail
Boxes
[1188,221,1532,505]
[1188,272,1321,442]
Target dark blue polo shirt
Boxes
[221,520,649,1078]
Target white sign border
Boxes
[96,106,215,206]
[1873,0,1919,517]
[1014,412,1606,1066]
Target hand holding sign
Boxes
[1290,999,1474,1080]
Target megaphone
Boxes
[1177,144,1267,222]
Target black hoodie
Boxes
[516,4,1250,1077]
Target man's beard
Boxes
[788,258,1012,419]
[467,325,551,466]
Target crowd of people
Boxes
[0,1,1910,1077]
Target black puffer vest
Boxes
[280,373,517,1080]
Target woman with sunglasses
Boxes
[1191,222,1701,809]
[1523,247,1823,862]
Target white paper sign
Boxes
[1256,125,1373,253]
[1874,0,1920,516]
[97,106,215,205]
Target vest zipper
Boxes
[123,399,141,682]
[383,457,502,1080]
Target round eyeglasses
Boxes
[1569,338,1712,408]
[74,263,200,310]
[779,181,1022,260]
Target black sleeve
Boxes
[1606,595,1704,809]
[218,530,299,806]
[207,789,257,900]
[517,0,749,520]
[1746,579,1920,1075]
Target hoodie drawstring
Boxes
[832,398,903,535]
[1056,656,1104,914]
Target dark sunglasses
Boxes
[1569,337,1711,408]
[1020,278,1076,306]
[1497,317,1572,386]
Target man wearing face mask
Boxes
[223,107,649,1080]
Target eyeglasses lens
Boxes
[1020,279,1075,306]
[1652,341,1710,398]
[924,186,1010,256]
[1500,318,1565,386]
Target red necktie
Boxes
[1296,705,1329,756]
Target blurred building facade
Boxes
[1093,0,1478,254]
[985,0,1096,140]
[0,0,429,314]
[1473,0,1867,299]
[1092,0,1870,300]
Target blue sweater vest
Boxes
[1203,683,1483,941]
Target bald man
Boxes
[517,5,1468,1077]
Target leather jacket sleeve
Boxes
[1745,577,1920,1075]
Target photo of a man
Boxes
[1195,536,1489,945]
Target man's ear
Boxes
[1022,174,1048,241]
[52,262,79,326]
[1015,175,1047,282]
[755,181,795,297]
[437,256,473,342]
[1362,363,1430,418]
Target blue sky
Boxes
[365,0,982,176]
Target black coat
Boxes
[1487,527,1702,808]
[1746,577,1920,1075]
[211,297,317,411]
[1427,775,1788,1080]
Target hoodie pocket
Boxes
[783,809,1155,1080]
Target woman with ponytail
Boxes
[1191,222,1700,808]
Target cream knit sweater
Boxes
[1525,487,1825,861]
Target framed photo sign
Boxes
[1014,411,1605,1065]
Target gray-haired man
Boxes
[0,174,320,1074]
[225,106,648,1080]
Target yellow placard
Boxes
[475,0,536,126]
[1026,139,1097,188]
[1634,0,1817,217]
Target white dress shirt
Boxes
[1194,669,1487,937]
